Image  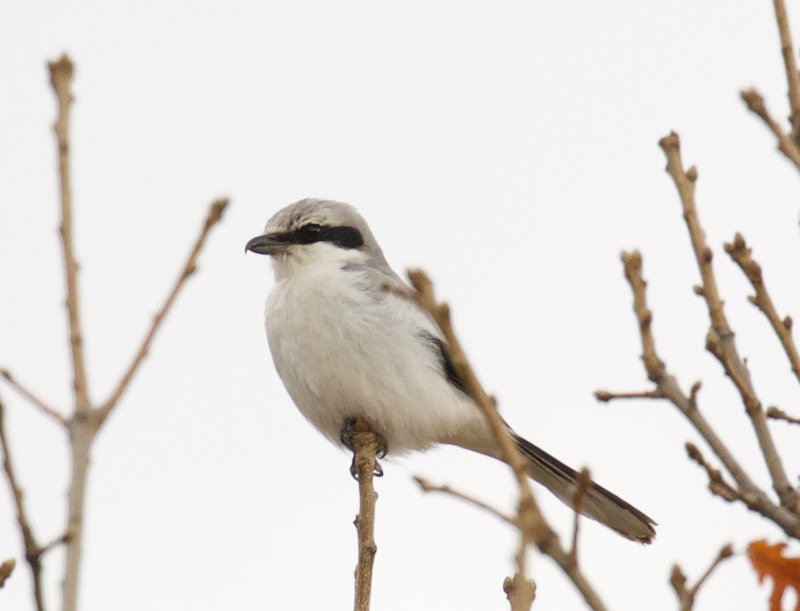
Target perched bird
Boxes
[246,198,656,543]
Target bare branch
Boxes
[725,234,800,386]
[408,270,531,481]
[659,132,798,513]
[691,544,734,597]
[767,406,800,425]
[569,469,591,566]
[350,418,380,611]
[741,89,800,171]
[0,397,47,611]
[771,0,800,140]
[98,197,229,424]
[49,54,91,413]
[685,443,741,502]
[413,476,515,526]
[594,389,663,402]
[613,250,798,535]
[0,370,65,426]
[503,573,536,611]
[0,558,15,588]
[671,544,734,611]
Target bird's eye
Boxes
[297,223,324,243]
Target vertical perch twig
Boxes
[351,418,380,611]
[48,53,94,611]
[49,55,89,411]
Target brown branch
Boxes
[569,468,591,567]
[413,476,516,525]
[408,270,531,480]
[771,0,800,140]
[594,389,663,402]
[408,270,607,611]
[350,418,379,611]
[0,397,47,611]
[670,544,734,611]
[725,233,800,386]
[685,443,741,502]
[0,370,65,426]
[611,250,798,535]
[767,406,800,425]
[741,89,800,171]
[49,54,91,414]
[414,478,534,610]
[97,197,229,425]
[659,132,798,514]
[48,54,94,611]
[0,558,15,588]
[503,573,536,611]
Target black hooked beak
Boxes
[245,233,286,256]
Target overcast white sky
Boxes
[2,1,799,610]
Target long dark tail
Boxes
[512,433,656,543]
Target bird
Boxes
[246,198,656,543]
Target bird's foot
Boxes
[340,417,388,479]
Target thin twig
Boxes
[408,270,531,480]
[49,54,91,414]
[503,572,536,610]
[766,406,800,425]
[351,418,380,611]
[97,197,229,424]
[725,233,800,386]
[594,389,663,402]
[0,397,47,611]
[49,54,93,611]
[771,0,800,141]
[413,476,516,526]
[685,443,741,502]
[569,468,591,567]
[670,543,734,611]
[0,369,65,425]
[659,132,798,513]
[741,89,800,171]
[409,270,607,611]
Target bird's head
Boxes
[246,198,388,278]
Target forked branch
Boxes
[741,89,800,172]
[0,54,231,611]
[0,397,58,611]
[670,544,734,611]
[598,134,799,539]
[724,234,800,388]
[659,133,797,512]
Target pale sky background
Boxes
[2,1,800,610]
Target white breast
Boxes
[265,261,487,454]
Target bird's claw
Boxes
[349,456,384,479]
[340,417,358,452]
[340,417,388,480]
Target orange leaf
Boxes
[748,539,800,611]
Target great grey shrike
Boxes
[246,198,656,543]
